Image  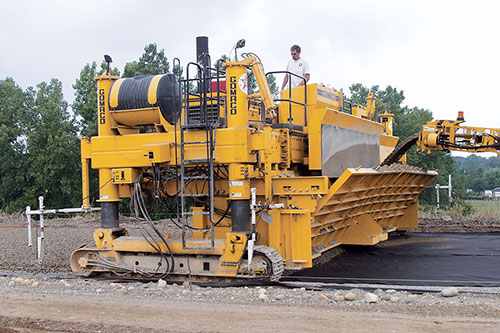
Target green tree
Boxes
[72,62,98,138]
[24,79,81,209]
[0,78,31,211]
[123,43,170,77]
[466,168,486,192]
[483,168,500,189]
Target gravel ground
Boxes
[1,214,500,331]
[2,214,498,274]
[417,217,500,233]
[1,274,500,319]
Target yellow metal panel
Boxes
[97,168,119,202]
[308,107,390,171]
[312,166,436,247]
[192,207,206,239]
[216,233,247,277]
[110,107,161,127]
[118,184,132,198]
[307,108,327,170]
[81,138,92,207]
[341,214,387,245]
[271,176,329,196]
[147,74,164,105]
[110,235,226,255]
[380,134,399,162]
[391,202,418,231]
[143,142,171,163]
[286,210,312,267]
[111,168,138,184]
[96,74,119,136]
[229,164,251,199]
[224,62,248,128]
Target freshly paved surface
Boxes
[296,233,500,286]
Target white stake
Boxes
[38,196,44,264]
[248,187,257,268]
[26,206,32,247]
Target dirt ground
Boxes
[0,214,499,332]
[1,292,500,333]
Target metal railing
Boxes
[26,196,100,263]
[266,70,308,127]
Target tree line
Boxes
[454,155,500,193]
[0,42,473,212]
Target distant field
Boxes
[466,200,500,216]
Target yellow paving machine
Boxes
[71,37,499,282]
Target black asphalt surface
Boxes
[294,233,500,287]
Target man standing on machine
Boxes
[281,44,310,90]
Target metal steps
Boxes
[178,61,221,251]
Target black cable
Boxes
[81,177,114,205]
[130,176,175,278]
[166,200,231,230]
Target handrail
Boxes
[266,70,308,127]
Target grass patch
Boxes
[465,200,500,217]
[419,200,500,219]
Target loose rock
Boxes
[390,296,400,303]
[334,295,345,302]
[274,293,285,301]
[157,279,167,288]
[60,280,71,287]
[344,292,356,301]
[365,293,378,303]
[258,293,268,301]
[319,294,328,301]
[202,290,214,297]
[441,287,459,297]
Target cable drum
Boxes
[109,74,182,125]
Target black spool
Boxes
[110,74,182,124]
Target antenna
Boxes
[234,39,245,61]
[104,55,112,75]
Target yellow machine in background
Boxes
[418,112,500,155]
[71,37,440,282]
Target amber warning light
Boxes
[457,111,464,121]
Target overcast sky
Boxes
[1,0,500,135]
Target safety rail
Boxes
[25,196,100,263]
[266,70,308,127]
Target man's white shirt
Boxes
[286,58,310,88]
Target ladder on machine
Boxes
[178,61,219,250]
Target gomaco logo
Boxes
[99,89,106,124]
[229,76,237,115]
